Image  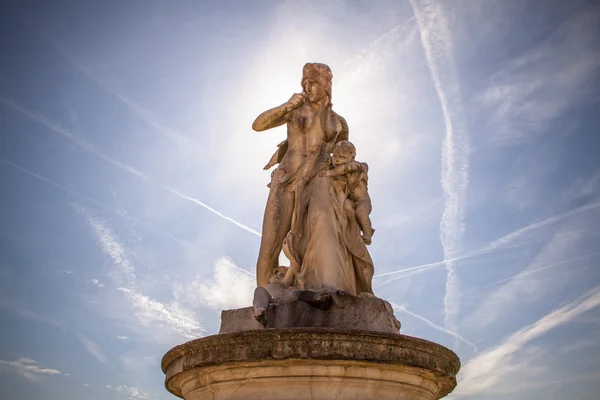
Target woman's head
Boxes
[301,63,333,105]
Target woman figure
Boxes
[252,63,348,288]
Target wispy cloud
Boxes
[175,257,255,310]
[410,0,470,346]
[390,302,478,352]
[452,285,600,398]
[45,36,196,149]
[465,225,593,330]
[337,17,416,95]
[484,252,598,288]
[115,385,149,399]
[0,358,62,381]
[0,303,68,333]
[475,8,600,146]
[564,167,600,204]
[56,269,73,274]
[87,278,105,288]
[78,334,107,364]
[374,200,600,287]
[559,339,596,355]
[73,203,136,289]
[74,203,204,339]
[0,98,260,237]
[118,288,204,339]
[116,336,128,340]
[0,158,213,252]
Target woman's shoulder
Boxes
[331,111,349,142]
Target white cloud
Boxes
[465,218,594,329]
[74,203,204,339]
[409,0,470,347]
[559,339,596,355]
[105,384,113,388]
[0,358,62,381]
[118,288,203,339]
[475,8,600,146]
[78,334,107,364]
[453,284,600,398]
[87,278,104,288]
[117,336,129,340]
[375,200,600,291]
[177,257,255,311]
[73,202,136,288]
[116,385,149,399]
[564,168,600,204]
[0,97,259,237]
[56,269,73,274]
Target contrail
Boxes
[0,157,255,277]
[161,186,262,236]
[50,319,68,333]
[40,34,195,148]
[485,200,600,250]
[409,0,470,345]
[336,16,417,94]
[0,96,149,181]
[390,302,478,353]
[1,159,196,252]
[373,200,600,288]
[484,252,599,288]
[0,96,261,238]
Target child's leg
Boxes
[356,200,374,244]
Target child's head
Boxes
[270,266,289,283]
[332,140,356,166]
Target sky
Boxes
[0,0,599,399]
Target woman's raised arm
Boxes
[252,93,306,131]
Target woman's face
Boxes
[302,79,327,103]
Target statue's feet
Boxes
[254,306,268,326]
[297,290,332,310]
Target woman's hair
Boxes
[301,62,333,106]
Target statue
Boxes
[252,62,349,288]
[319,140,375,245]
[162,63,460,400]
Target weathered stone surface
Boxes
[222,292,400,334]
[162,329,460,400]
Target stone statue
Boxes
[319,140,375,245]
[252,62,348,288]
[163,63,460,400]
[249,62,391,328]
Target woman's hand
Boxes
[286,92,306,111]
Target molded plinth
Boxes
[162,329,460,400]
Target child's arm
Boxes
[322,161,362,177]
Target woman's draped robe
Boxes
[283,170,374,296]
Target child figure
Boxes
[321,140,374,245]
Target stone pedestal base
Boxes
[221,292,401,334]
[162,329,459,400]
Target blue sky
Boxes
[0,0,599,398]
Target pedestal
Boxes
[161,329,459,400]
